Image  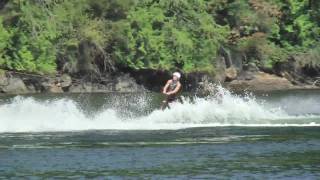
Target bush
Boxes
[0,17,11,67]
[238,32,288,68]
[295,46,320,68]
[0,0,319,75]
[113,0,230,73]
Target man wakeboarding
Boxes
[161,72,182,110]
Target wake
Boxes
[0,86,319,132]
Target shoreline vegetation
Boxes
[0,0,319,94]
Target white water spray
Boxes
[0,87,319,132]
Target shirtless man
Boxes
[161,72,182,110]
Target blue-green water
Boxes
[1,127,320,179]
[0,89,320,179]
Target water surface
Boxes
[0,89,319,179]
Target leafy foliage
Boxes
[0,17,11,67]
[0,0,319,74]
[114,0,229,72]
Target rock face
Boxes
[126,69,171,92]
[69,82,113,93]
[68,73,143,93]
[0,65,318,95]
[228,72,294,91]
[0,70,144,94]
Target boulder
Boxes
[115,74,143,92]
[40,78,64,93]
[237,71,255,81]
[48,84,63,93]
[225,67,237,81]
[59,74,72,88]
[228,72,294,91]
[1,77,29,94]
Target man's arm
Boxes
[162,80,171,94]
[167,82,181,95]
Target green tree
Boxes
[114,0,230,73]
[0,17,11,67]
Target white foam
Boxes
[0,87,319,132]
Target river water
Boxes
[0,88,319,179]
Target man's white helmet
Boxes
[173,72,181,79]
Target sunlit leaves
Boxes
[114,0,230,73]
